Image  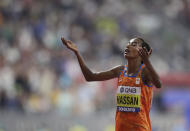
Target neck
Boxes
[127,59,142,74]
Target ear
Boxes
[148,48,152,56]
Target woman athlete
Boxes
[61,37,162,131]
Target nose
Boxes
[125,44,130,49]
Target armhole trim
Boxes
[118,65,125,78]
[141,67,153,87]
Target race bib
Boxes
[116,86,141,112]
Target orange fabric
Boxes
[115,64,153,131]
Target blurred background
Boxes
[0,0,190,131]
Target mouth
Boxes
[124,48,130,54]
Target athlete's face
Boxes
[124,38,142,59]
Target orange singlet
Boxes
[115,64,153,131]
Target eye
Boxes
[131,42,137,46]
[132,44,136,46]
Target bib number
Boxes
[116,86,141,112]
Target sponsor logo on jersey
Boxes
[136,78,140,84]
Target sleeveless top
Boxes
[115,64,153,131]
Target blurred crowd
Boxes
[0,0,190,116]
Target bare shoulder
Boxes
[110,65,125,76]
[93,65,125,81]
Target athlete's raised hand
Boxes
[61,37,78,52]
[137,47,152,63]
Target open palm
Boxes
[61,37,78,52]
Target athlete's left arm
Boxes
[138,47,162,88]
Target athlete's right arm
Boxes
[61,37,124,81]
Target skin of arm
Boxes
[138,47,162,88]
[61,37,124,81]
[75,51,123,81]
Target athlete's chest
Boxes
[118,76,142,86]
